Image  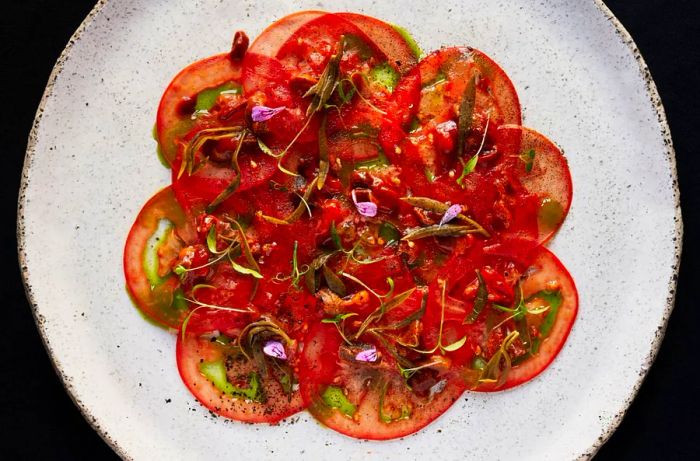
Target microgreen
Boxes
[410,280,467,355]
[317,114,329,190]
[321,312,358,345]
[178,126,244,179]
[476,330,520,388]
[258,176,319,225]
[456,75,476,158]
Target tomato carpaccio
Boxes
[124,11,577,439]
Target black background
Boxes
[2,1,698,459]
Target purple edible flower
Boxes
[263,340,287,360]
[251,105,286,122]
[351,190,378,218]
[439,204,462,227]
[355,347,378,362]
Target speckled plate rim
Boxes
[16,1,682,460]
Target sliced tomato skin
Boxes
[156,54,242,166]
[468,246,578,392]
[177,314,306,423]
[123,187,196,329]
[494,125,573,244]
[336,12,418,74]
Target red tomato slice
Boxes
[177,309,306,423]
[248,11,325,57]
[171,145,277,213]
[299,323,464,440]
[335,12,419,74]
[123,187,196,328]
[156,54,242,166]
[494,125,573,243]
[463,245,578,391]
[415,46,521,127]
[275,13,385,72]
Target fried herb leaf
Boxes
[401,196,490,237]
[401,224,483,241]
[322,264,347,297]
[207,129,247,212]
[456,75,476,157]
[317,114,329,190]
[464,270,487,323]
[259,176,319,225]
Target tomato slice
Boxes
[299,322,464,440]
[459,244,578,391]
[123,187,196,328]
[156,54,242,166]
[177,309,306,423]
[171,144,278,213]
[335,12,419,74]
[247,11,325,57]
[494,125,573,243]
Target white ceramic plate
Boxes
[19,0,681,459]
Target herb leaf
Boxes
[317,114,329,190]
[456,75,476,158]
[259,176,319,225]
[206,225,218,254]
[401,196,490,237]
[304,39,345,116]
[402,224,483,241]
[521,148,536,172]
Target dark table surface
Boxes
[3,1,698,459]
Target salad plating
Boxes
[124,11,577,439]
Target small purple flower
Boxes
[355,347,378,362]
[439,204,462,227]
[351,190,378,218]
[263,340,287,360]
[251,105,286,122]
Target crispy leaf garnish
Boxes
[304,39,345,116]
[456,113,491,186]
[456,75,476,158]
[322,264,347,297]
[401,224,484,241]
[317,114,329,190]
[401,196,490,237]
[477,330,520,388]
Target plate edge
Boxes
[15,0,133,460]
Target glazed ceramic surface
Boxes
[18,0,681,459]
